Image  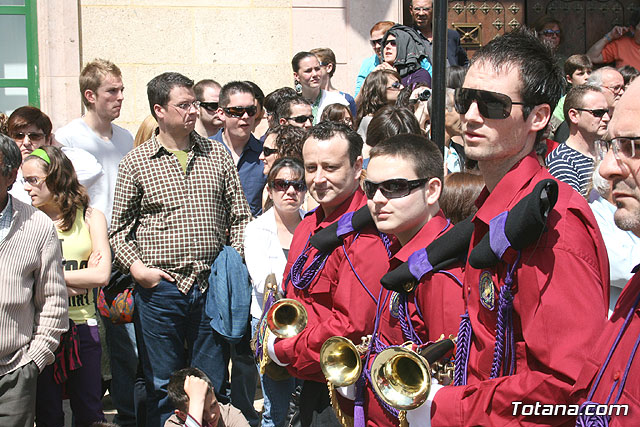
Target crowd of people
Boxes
[1,1,640,426]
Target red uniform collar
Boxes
[312,187,367,231]
[391,210,450,265]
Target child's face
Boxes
[568,68,592,86]
[202,390,221,427]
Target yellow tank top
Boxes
[58,208,96,323]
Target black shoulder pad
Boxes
[309,206,374,253]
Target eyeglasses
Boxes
[575,108,609,118]
[21,176,46,186]
[596,137,640,161]
[387,81,403,91]
[385,39,397,47]
[286,115,314,124]
[363,177,430,199]
[412,6,432,12]
[454,88,526,119]
[262,146,278,156]
[171,100,201,111]
[541,29,561,37]
[222,105,257,118]
[269,179,306,192]
[370,38,383,47]
[12,132,46,142]
[603,84,624,95]
[200,101,219,112]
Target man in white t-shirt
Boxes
[55,58,137,427]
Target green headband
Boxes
[30,148,51,164]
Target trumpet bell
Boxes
[320,336,363,387]
[370,346,431,410]
[266,298,308,338]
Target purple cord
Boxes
[489,255,519,379]
[454,311,471,386]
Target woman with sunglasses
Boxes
[356,69,403,143]
[7,106,106,211]
[292,51,350,125]
[22,146,111,426]
[379,25,432,89]
[245,157,306,427]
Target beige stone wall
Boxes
[40,0,401,134]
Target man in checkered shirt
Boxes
[109,72,252,426]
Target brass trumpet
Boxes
[320,336,365,387]
[370,338,456,411]
[265,298,308,339]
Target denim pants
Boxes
[134,280,230,426]
[251,316,296,427]
[35,323,105,427]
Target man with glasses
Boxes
[587,66,625,114]
[355,21,395,97]
[276,95,313,129]
[546,85,610,196]
[110,72,252,425]
[409,0,468,67]
[213,81,266,217]
[571,79,640,426]
[194,79,223,138]
[412,30,609,426]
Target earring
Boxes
[294,80,302,94]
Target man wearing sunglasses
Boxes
[194,79,223,138]
[212,81,267,217]
[276,95,313,129]
[570,79,640,426]
[354,21,395,97]
[110,72,252,426]
[546,85,610,196]
[266,122,390,426]
[422,30,610,426]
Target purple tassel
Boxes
[575,401,609,427]
[454,311,471,386]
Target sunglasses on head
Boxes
[370,38,383,47]
[269,179,306,192]
[222,105,257,118]
[286,114,314,124]
[262,146,278,156]
[575,108,609,118]
[200,101,219,112]
[541,29,561,36]
[363,177,430,199]
[454,88,526,119]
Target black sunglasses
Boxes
[370,38,383,47]
[363,178,431,199]
[222,105,257,118]
[385,39,397,47]
[200,101,219,112]
[575,108,609,118]
[286,115,314,124]
[262,146,278,156]
[454,88,526,119]
[12,132,46,142]
[269,179,306,192]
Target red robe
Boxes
[431,152,610,426]
[571,271,640,425]
[365,211,466,427]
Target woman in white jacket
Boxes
[245,157,306,427]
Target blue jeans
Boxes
[134,280,230,426]
[251,316,296,427]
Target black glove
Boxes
[380,216,474,293]
[468,179,558,269]
[309,206,374,253]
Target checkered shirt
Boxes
[109,131,252,294]
[0,196,12,243]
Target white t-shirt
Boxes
[55,118,133,226]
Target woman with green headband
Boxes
[22,145,110,425]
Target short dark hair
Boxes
[167,367,213,413]
[8,106,53,137]
[0,133,20,177]
[218,81,255,108]
[292,51,316,73]
[366,105,422,148]
[369,133,443,184]
[446,65,467,89]
[470,28,564,147]
[193,79,221,101]
[276,95,311,123]
[564,55,592,79]
[305,121,363,166]
[267,157,305,185]
[147,72,194,120]
[245,81,265,108]
[264,87,298,114]
[563,84,603,123]
[618,65,639,86]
